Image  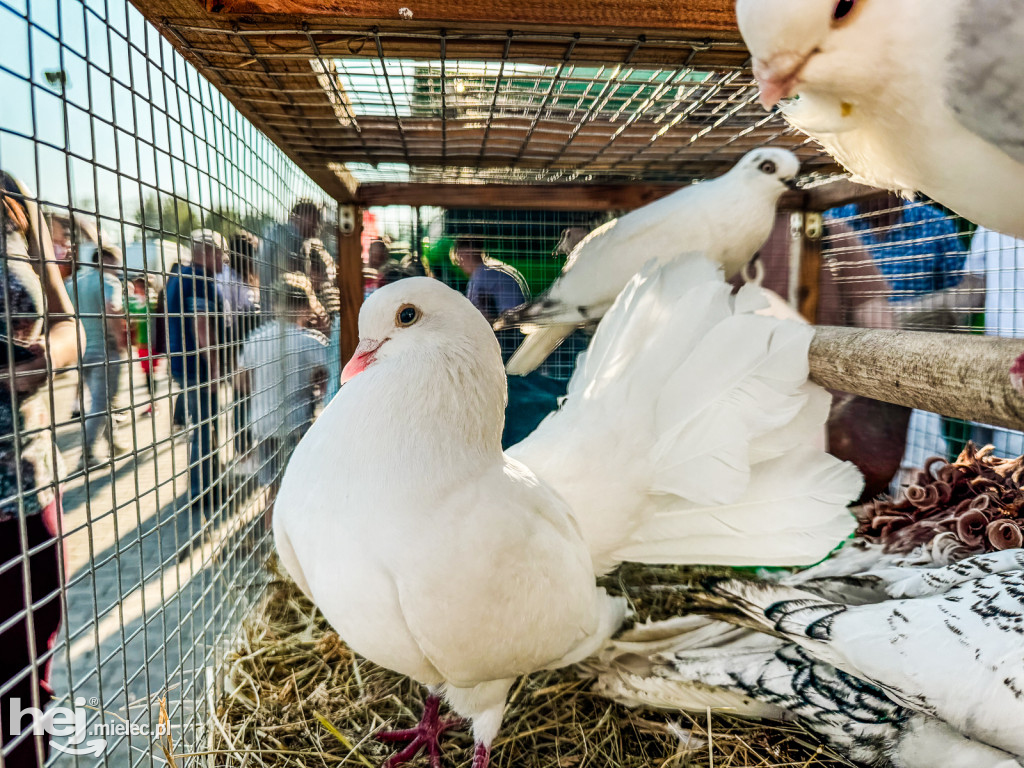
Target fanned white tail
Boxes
[509,256,862,574]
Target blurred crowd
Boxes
[0,170,343,765]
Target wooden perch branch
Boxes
[809,327,1024,432]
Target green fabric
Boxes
[128,294,149,346]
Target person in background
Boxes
[128,275,159,416]
[224,232,262,478]
[451,237,529,362]
[378,261,420,287]
[963,227,1024,456]
[166,229,226,514]
[236,273,328,490]
[71,244,130,469]
[363,238,394,296]
[218,231,261,324]
[825,199,979,479]
[0,172,82,767]
[294,205,342,402]
[44,213,75,281]
[450,237,556,448]
[161,262,185,430]
[51,214,99,419]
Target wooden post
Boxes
[809,327,1024,432]
[337,205,363,366]
[796,211,823,324]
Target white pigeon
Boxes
[495,147,800,375]
[597,549,1024,767]
[736,0,1024,238]
[273,257,861,768]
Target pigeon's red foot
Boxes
[470,742,490,768]
[377,695,462,768]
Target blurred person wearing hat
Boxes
[166,229,227,513]
[70,242,130,468]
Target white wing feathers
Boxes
[510,257,861,573]
[614,448,861,568]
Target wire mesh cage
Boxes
[0,0,339,765]
[3,0,1024,766]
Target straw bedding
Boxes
[202,562,854,768]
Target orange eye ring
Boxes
[396,304,419,327]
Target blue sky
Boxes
[0,0,330,244]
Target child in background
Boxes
[236,273,329,489]
[128,275,159,416]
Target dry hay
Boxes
[200,562,856,768]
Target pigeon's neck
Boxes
[342,347,508,482]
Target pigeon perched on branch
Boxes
[736,0,1024,238]
[273,257,860,767]
[495,148,800,375]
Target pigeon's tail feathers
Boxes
[590,651,792,720]
[587,616,907,767]
[584,615,789,718]
[513,255,860,572]
[688,579,852,668]
[493,295,591,330]
[505,325,575,376]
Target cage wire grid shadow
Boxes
[1,0,1024,767]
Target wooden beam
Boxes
[797,212,822,323]
[337,207,364,365]
[356,182,687,210]
[809,327,1024,432]
[200,0,740,37]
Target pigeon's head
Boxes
[342,276,504,391]
[732,148,801,192]
[737,0,882,118]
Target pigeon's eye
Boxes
[396,304,419,327]
[832,0,855,20]
[759,160,777,175]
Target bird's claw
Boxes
[377,695,463,768]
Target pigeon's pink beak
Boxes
[341,338,387,385]
[752,53,809,109]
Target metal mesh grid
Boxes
[315,58,822,184]
[0,0,337,765]
[129,16,839,191]
[365,205,604,381]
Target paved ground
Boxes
[40,364,272,768]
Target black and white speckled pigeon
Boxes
[737,0,1024,238]
[589,549,1024,767]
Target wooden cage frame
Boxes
[130,0,1024,431]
